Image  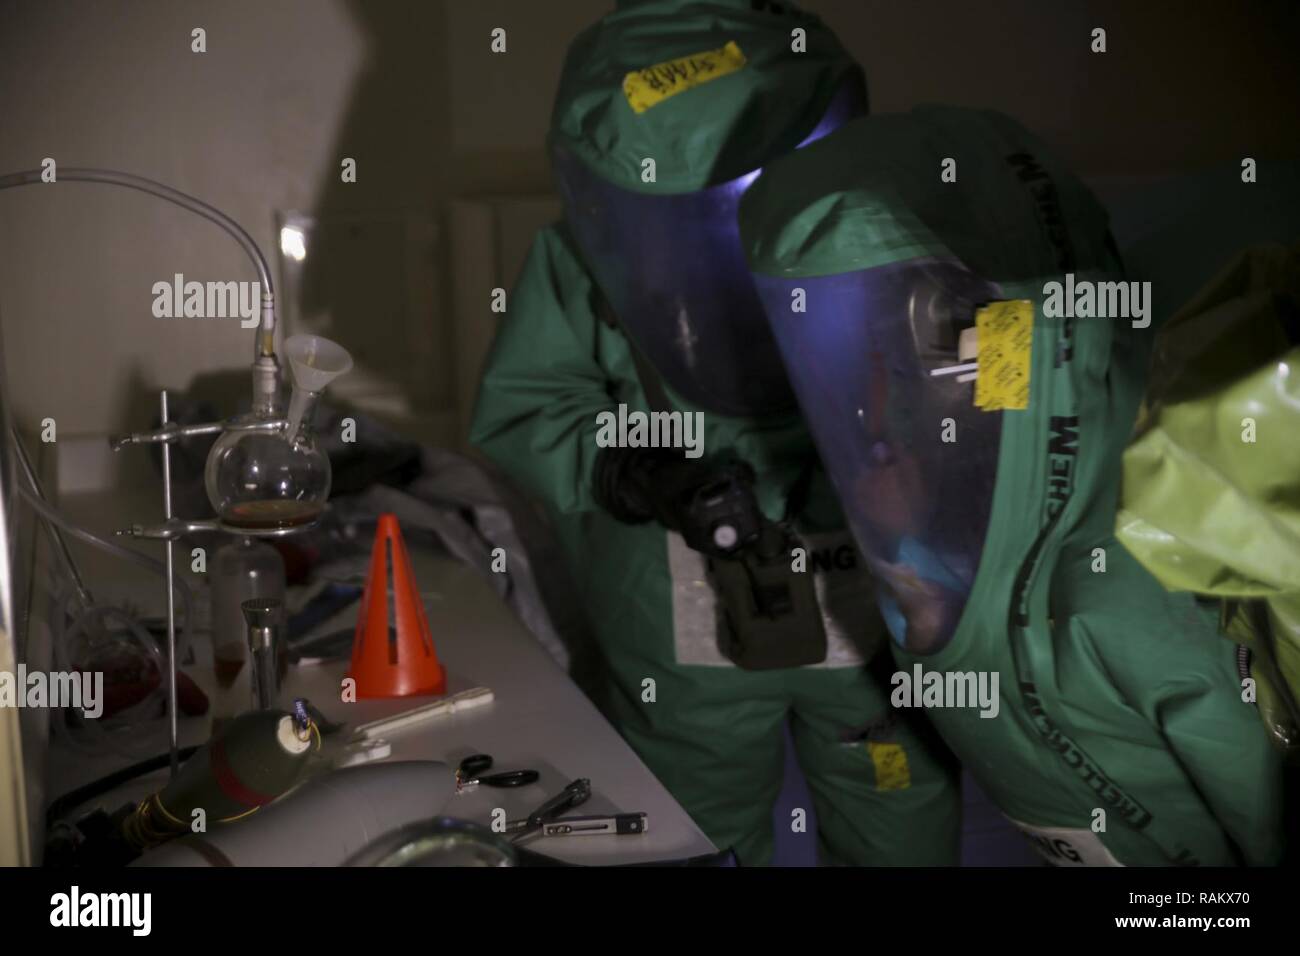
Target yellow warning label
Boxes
[974,299,1034,410]
[622,41,747,114]
[867,741,912,792]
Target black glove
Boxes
[594,447,763,558]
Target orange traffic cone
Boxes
[348,514,447,698]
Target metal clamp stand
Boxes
[158,391,180,777]
[114,391,318,778]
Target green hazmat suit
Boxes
[471,223,961,866]
[471,0,961,865]
[738,106,1285,865]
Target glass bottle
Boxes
[210,537,285,725]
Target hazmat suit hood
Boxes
[548,0,866,416]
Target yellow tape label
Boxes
[974,299,1034,410]
[867,741,912,792]
[622,41,747,114]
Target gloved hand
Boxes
[594,446,763,558]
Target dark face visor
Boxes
[554,80,865,417]
[754,260,1005,654]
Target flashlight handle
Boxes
[541,813,647,837]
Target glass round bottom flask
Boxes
[206,335,352,533]
[204,409,330,532]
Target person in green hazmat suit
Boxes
[470,0,961,866]
[737,106,1286,865]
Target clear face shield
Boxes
[754,260,1005,654]
[552,81,865,417]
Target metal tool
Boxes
[504,778,592,834]
[455,754,540,792]
[242,598,286,711]
[540,812,647,837]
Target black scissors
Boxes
[455,754,540,792]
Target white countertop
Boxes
[34,462,715,866]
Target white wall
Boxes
[1,0,1295,441]
[0,0,365,436]
[0,0,608,441]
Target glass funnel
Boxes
[204,334,352,531]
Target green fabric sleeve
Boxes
[1149,658,1282,866]
[469,224,617,516]
[1063,541,1282,865]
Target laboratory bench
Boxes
[29,450,716,866]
